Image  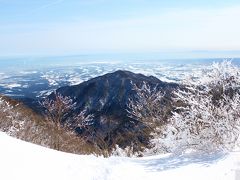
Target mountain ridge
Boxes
[47,70,179,149]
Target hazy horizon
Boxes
[1,0,240,57]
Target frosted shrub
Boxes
[111,145,140,157]
[151,61,240,153]
[0,97,24,136]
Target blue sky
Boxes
[1,0,240,58]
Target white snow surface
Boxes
[0,132,239,180]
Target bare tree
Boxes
[40,91,78,150]
[127,82,165,130]
[41,91,76,127]
[40,92,116,156]
[0,96,19,134]
[0,95,97,155]
[123,82,170,156]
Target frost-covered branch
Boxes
[41,91,76,127]
[149,61,240,154]
[127,82,165,130]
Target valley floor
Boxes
[0,132,239,180]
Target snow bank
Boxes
[0,132,239,180]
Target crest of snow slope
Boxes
[0,132,239,180]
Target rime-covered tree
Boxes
[0,97,18,134]
[41,91,77,149]
[40,92,98,153]
[127,82,165,130]
[41,91,76,127]
[124,82,170,156]
[0,95,96,155]
[150,61,240,154]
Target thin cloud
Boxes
[29,0,65,14]
[38,0,65,10]
[1,5,240,56]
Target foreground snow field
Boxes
[0,132,239,180]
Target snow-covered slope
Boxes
[0,132,239,180]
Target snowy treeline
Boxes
[1,60,240,157]
[0,96,94,155]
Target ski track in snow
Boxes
[0,132,239,180]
